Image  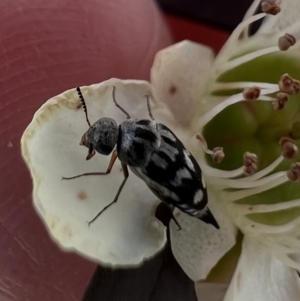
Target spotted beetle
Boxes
[63,86,219,230]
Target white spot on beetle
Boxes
[171,168,192,186]
[159,140,179,161]
[160,129,176,142]
[201,174,206,188]
[183,150,195,171]
[193,190,203,205]
[151,153,168,169]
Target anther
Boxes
[272,92,289,110]
[261,1,281,15]
[279,137,298,159]
[279,74,300,95]
[243,152,258,176]
[243,86,261,101]
[196,134,225,163]
[212,147,225,164]
[278,33,296,51]
[287,162,300,182]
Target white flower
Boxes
[21,0,300,300]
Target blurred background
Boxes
[0,0,253,300]
[158,0,253,31]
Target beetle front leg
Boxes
[62,150,118,180]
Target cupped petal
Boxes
[169,192,237,281]
[150,40,215,126]
[223,235,300,301]
[21,79,171,266]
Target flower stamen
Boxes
[279,74,300,95]
[243,152,258,176]
[220,46,279,73]
[243,86,261,100]
[208,136,297,190]
[226,162,299,202]
[226,13,266,44]
[240,92,288,110]
[279,137,298,159]
[234,198,300,214]
[261,1,281,15]
[216,12,267,64]
[241,0,281,38]
[272,92,289,110]
[244,155,284,181]
[199,86,279,127]
[216,171,287,189]
[243,0,263,20]
[287,162,300,182]
[212,147,225,164]
[278,33,296,51]
[226,172,288,202]
[277,20,300,51]
[201,165,244,179]
[214,81,278,91]
[195,134,225,163]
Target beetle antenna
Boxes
[76,87,91,127]
[112,86,131,119]
[145,95,154,120]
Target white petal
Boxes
[195,283,228,301]
[170,192,237,281]
[223,235,300,301]
[150,40,215,126]
[21,79,168,266]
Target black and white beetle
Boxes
[63,86,219,230]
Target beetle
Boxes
[63,86,219,230]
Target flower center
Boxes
[200,69,300,224]
[195,41,300,233]
[191,0,300,273]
